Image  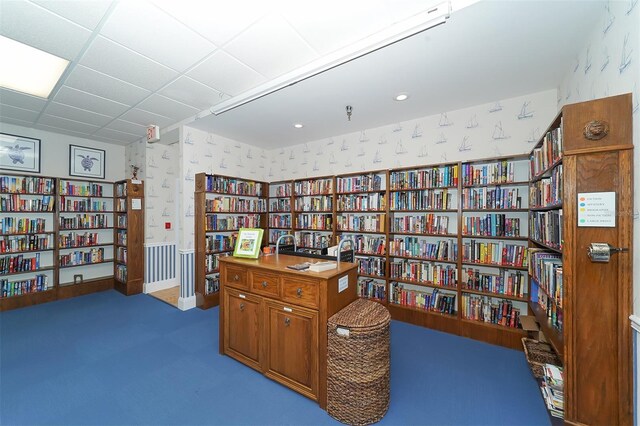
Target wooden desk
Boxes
[218,255,358,409]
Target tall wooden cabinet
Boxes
[114,179,145,295]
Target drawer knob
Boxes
[234,274,239,281]
[239,303,245,311]
[284,317,291,326]
[262,281,268,288]
[296,288,302,297]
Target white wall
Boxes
[0,122,125,181]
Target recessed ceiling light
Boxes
[0,36,69,98]
[294,123,304,128]
[395,93,409,101]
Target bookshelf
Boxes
[267,180,293,245]
[194,173,267,309]
[527,94,633,425]
[292,176,334,254]
[113,179,144,296]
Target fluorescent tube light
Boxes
[0,36,69,98]
[211,1,451,115]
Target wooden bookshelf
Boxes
[267,180,293,245]
[113,179,144,296]
[292,176,335,254]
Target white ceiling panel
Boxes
[34,123,96,139]
[187,50,266,96]
[100,1,215,72]
[30,0,114,31]
[54,86,131,117]
[80,36,178,91]
[44,102,113,127]
[223,14,319,79]
[159,76,229,110]
[0,0,91,60]
[38,114,100,135]
[137,94,200,122]
[104,119,147,136]
[94,127,141,143]
[0,104,40,123]
[0,116,35,128]
[119,108,175,129]
[0,88,48,112]
[64,65,151,106]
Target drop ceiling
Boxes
[0,0,603,148]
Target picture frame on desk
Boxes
[0,132,41,173]
[69,144,105,179]
[233,228,264,259]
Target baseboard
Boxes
[144,279,179,294]
[178,295,196,311]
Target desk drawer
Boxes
[224,266,248,290]
[250,270,280,298]
[281,277,319,309]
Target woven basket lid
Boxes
[329,298,390,329]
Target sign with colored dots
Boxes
[577,192,616,227]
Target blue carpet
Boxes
[0,291,550,425]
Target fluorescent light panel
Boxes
[211,1,451,115]
[0,36,69,99]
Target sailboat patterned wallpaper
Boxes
[267,89,557,181]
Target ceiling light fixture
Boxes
[0,36,69,98]
[395,93,409,101]
[210,1,451,115]
[294,123,304,128]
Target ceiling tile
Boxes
[80,36,178,91]
[64,65,151,106]
[100,1,215,72]
[0,88,48,112]
[90,135,130,146]
[0,0,91,60]
[30,0,114,30]
[0,116,35,128]
[159,76,229,110]
[44,102,113,127]
[54,86,131,117]
[94,127,141,143]
[105,119,147,136]
[38,114,101,134]
[153,0,268,46]
[0,104,40,123]
[223,14,319,79]
[119,108,174,128]
[187,50,266,96]
[33,123,96,139]
[137,94,199,122]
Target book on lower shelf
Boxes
[540,363,564,418]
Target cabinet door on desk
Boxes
[264,300,318,400]
[224,288,262,370]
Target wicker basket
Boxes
[327,299,391,425]
[522,337,562,379]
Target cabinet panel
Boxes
[224,266,248,290]
[265,300,318,400]
[281,276,319,309]
[224,288,261,370]
[250,270,279,298]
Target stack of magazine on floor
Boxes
[540,363,564,418]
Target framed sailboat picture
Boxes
[0,132,41,173]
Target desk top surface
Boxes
[219,254,357,279]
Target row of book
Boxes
[357,256,386,277]
[60,197,110,212]
[1,274,50,298]
[461,161,517,186]
[0,176,55,195]
[115,264,127,282]
[390,282,457,315]
[205,253,228,272]
[116,247,127,264]
[390,260,457,288]
[536,285,563,331]
[389,237,456,261]
[115,182,127,197]
[336,213,385,233]
[529,210,563,249]
[271,184,291,197]
[462,214,522,238]
[529,249,563,308]
[58,232,101,248]
[59,182,107,197]
[269,229,289,244]
[389,165,459,190]
[116,215,127,228]
[205,176,263,196]
[463,268,527,298]
[389,189,452,211]
[294,179,332,196]
[529,165,562,208]
[0,252,41,274]
[336,193,386,212]
[390,214,450,235]
[530,124,563,177]
[296,214,332,230]
[206,214,261,231]
[269,198,290,212]
[540,364,564,418]
[205,274,220,294]
[0,234,51,253]
[462,241,528,268]
[59,213,109,230]
[0,217,47,234]
[295,231,330,249]
[295,195,332,212]
[337,174,383,193]
[460,294,522,328]
[338,234,385,255]
[59,248,105,266]
[461,187,522,210]
[357,277,386,301]
[1,195,55,212]
[116,199,127,212]
[206,197,267,213]
[205,234,236,252]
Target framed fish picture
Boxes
[69,145,105,179]
[0,132,41,173]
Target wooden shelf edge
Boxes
[528,302,564,357]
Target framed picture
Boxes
[69,145,105,179]
[0,132,41,173]
[233,228,264,259]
